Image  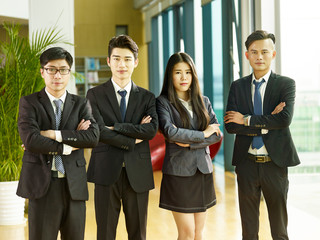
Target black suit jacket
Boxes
[225,72,300,167]
[17,88,99,200]
[86,80,158,193]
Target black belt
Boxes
[51,170,65,178]
[248,154,272,163]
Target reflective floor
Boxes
[1,164,319,240]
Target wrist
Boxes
[243,115,250,126]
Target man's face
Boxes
[41,59,70,97]
[107,48,138,84]
[245,39,276,78]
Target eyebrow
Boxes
[45,65,69,68]
[112,55,133,59]
[174,68,191,71]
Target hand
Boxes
[224,111,244,125]
[40,130,56,140]
[175,142,190,147]
[135,139,143,144]
[77,119,91,130]
[72,147,79,151]
[106,126,114,130]
[203,124,221,138]
[21,144,26,150]
[271,102,286,115]
[140,115,152,124]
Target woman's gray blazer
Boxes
[156,95,221,176]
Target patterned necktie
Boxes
[118,90,127,122]
[53,99,65,174]
[252,80,265,149]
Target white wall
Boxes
[0,0,28,19]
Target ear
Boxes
[272,50,276,59]
[40,68,45,78]
[107,57,111,67]
[134,58,139,68]
[245,51,249,59]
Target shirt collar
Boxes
[45,88,67,104]
[111,78,132,94]
[252,70,272,84]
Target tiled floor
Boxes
[0,164,319,239]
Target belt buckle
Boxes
[256,156,266,163]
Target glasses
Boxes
[43,68,71,75]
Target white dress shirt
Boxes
[111,78,132,108]
[45,89,72,177]
[248,70,271,156]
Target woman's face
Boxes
[172,62,192,100]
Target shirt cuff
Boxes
[55,131,62,142]
[261,129,269,134]
[63,144,73,155]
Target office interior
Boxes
[0,0,319,239]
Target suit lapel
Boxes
[104,80,123,122]
[125,82,139,122]
[60,92,74,129]
[39,88,56,129]
[245,75,254,114]
[263,71,276,114]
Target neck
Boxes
[46,88,65,99]
[253,69,270,80]
[177,91,189,101]
[113,77,130,89]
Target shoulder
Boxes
[272,73,295,84]
[232,74,252,86]
[20,89,42,103]
[133,83,155,98]
[67,92,89,106]
[156,95,169,104]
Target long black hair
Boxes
[160,52,210,130]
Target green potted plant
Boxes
[0,23,68,225]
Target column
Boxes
[28,0,76,94]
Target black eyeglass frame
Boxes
[43,68,71,75]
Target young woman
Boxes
[156,52,221,240]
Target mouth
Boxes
[118,70,127,74]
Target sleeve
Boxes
[18,96,64,155]
[60,98,100,148]
[190,97,222,150]
[113,93,158,140]
[86,88,136,151]
[224,82,262,136]
[156,96,205,144]
[250,78,296,130]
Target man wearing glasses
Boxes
[17,47,99,240]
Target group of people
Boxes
[17,30,299,240]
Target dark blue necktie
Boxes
[252,80,265,149]
[118,90,127,122]
[53,99,65,174]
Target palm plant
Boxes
[0,23,68,181]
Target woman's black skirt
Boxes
[159,170,216,213]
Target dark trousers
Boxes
[94,167,149,240]
[28,178,86,240]
[235,157,289,240]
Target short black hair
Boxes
[108,35,138,60]
[40,47,73,68]
[245,30,276,50]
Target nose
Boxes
[181,72,187,80]
[119,59,126,67]
[54,70,62,78]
